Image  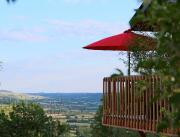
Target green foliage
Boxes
[132,0,180,133]
[91,104,141,137]
[0,111,10,137]
[110,68,124,78]
[0,102,69,137]
[91,105,112,137]
[57,122,69,136]
[76,126,92,137]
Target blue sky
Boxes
[0,0,140,93]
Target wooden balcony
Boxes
[102,75,178,136]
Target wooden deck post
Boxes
[139,131,146,137]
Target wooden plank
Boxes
[125,77,127,127]
[152,76,156,131]
[116,79,119,126]
[142,76,145,130]
[130,77,133,128]
[124,77,126,127]
[141,76,144,130]
[121,77,124,127]
[112,79,115,125]
[139,76,142,130]
[112,80,114,125]
[115,79,117,126]
[110,80,113,125]
[128,77,131,127]
[106,79,108,125]
[156,76,160,132]
[123,77,126,127]
[156,77,159,131]
[119,77,122,126]
[118,79,121,126]
[145,76,148,131]
[143,76,145,130]
[114,80,116,125]
[108,79,111,125]
[103,79,105,124]
[105,79,108,125]
[127,77,130,127]
[117,79,120,126]
[149,77,152,131]
[146,77,149,131]
[135,76,139,129]
[106,80,108,117]
[133,76,136,129]
[105,80,107,113]
[113,79,117,126]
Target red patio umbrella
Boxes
[83,30,156,75]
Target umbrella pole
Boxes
[128,51,130,76]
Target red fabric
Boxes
[83,31,155,51]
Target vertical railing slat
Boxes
[145,76,149,131]
[149,77,152,131]
[123,77,125,127]
[139,76,142,130]
[111,80,113,125]
[113,79,116,125]
[156,76,159,132]
[124,77,126,127]
[116,80,118,126]
[117,79,120,126]
[120,78,122,126]
[130,77,133,128]
[108,79,111,125]
[142,76,145,130]
[135,76,138,129]
[133,76,136,129]
[103,79,105,124]
[127,77,130,127]
[153,76,156,131]
[105,79,108,124]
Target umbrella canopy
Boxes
[83,31,155,51]
[83,30,156,75]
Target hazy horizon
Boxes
[0,89,102,94]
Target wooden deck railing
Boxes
[102,75,178,136]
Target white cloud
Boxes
[0,28,49,42]
[0,19,128,42]
[47,19,128,38]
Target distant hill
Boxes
[0,90,44,100]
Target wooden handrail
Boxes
[102,75,179,136]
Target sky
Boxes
[0,0,141,93]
